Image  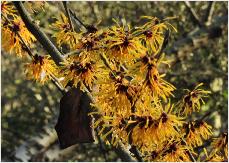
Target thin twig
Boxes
[128,137,143,162]
[155,29,170,59]
[199,109,217,122]
[204,1,215,25]
[99,53,114,72]
[69,9,88,30]
[63,44,108,58]
[184,1,203,28]
[50,74,66,94]
[95,128,108,161]
[181,137,196,162]
[127,94,143,161]
[129,146,143,162]
[62,1,74,32]
[64,49,82,57]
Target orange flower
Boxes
[211,132,228,158]
[2,18,36,57]
[134,16,177,53]
[25,54,57,84]
[1,1,17,17]
[184,121,212,147]
[60,55,98,90]
[105,20,145,63]
[51,13,80,49]
[178,83,211,116]
[131,54,175,101]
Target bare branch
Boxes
[95,128,108,161]
[184,1,203,27]
[13,2,64,65]
[166,15,227,55]
[129,145,143,162]
[204,1,216,25]
[69,9,87,30]
[113,144,136,162]
[62,1,74,32]
[50,74,66,94]
[199,109,217,122]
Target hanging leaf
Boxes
[55,87,95,149]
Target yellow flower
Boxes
[184,121,212,147]
[105,20,145,63]
[131,54,175,101]
[93,115,129,147]
[1,1,17,17]
[51,13,80,49]
[2,17,36,57]
[178,83,211,116]
[211,132,228,158]
[74,29,104,51]
[205,153,225,162]
[94,72,138,117]
[145,137,195,162]
[134,16,177,53]
[128,103,183,153]
[156,103,184,141]
[25,54,57,84]
[160,141,192,162]
[60,55,98,90]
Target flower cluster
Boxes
[2,16,36,57]
[1,1,17,17]
[177,83,211,116]
[60,54,100,90]
[183,120,212,147]
[51,13,80,49]
[24,54,57,84]
[1,1,57,85]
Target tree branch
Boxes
[13,2,64,66]
[62,1,74,32]
[204,1,215,25]
[14,3,135,160]
[95,128,108,161]
[113,144,135,162]
[184,1,203,28]
[50,74,66,94]
[129,145,143,162]
[69,9,87,30]
[30,139,58,161]
[166,15,227,55]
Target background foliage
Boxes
[1,1,228,161]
